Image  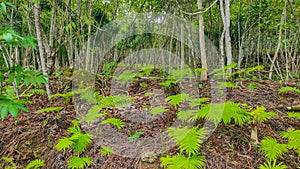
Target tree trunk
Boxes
[33,2,51,97]
[198,0,207,80]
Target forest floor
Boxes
[0,77,300,169]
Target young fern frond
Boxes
[67,156,92,169]
[177,110,198,121]
[259,159,288,169]
[194,101,250,126]
[36,106,63,114]
[278,86,300,95]
[284,112,300,119]
[26,159,45,169]
[84,105,107,124]
[259,137,288,161]
[69,133,93,154]
[249,106,277,123]
[166,93,189,107]
[151,106,168,115]
[167,126,205,156]
[280,129,300,152]
[101,118,125,130]
[55,137,74,152]
[161,155,206,169]
[100,146,114,156]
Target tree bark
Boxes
[198,0,207,80]
[33,2,51,97]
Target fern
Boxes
[36,106,63,114]
[166,93,189,107]
[101,118,125,130]
[278,86,300,95]
[249,106,277,123]
[55,137,73,152]
[84,105,107,124]
[280,129,300,152]
[115,70,136,83]
[259,159,288,169]
[259,137,288,161]
[103,95,133,107]
[100,146,114,156]
[56,120,93,154]
[161,155,206,169]
[284,112,300,119]
[69,133,93,154]
[177,110,198,121]
[167,126,205,156]
[151,106,168,115]
[67,156,92,169]
[195,101,251,126]
[2,157,16,168]
[26,159,45,169]
[50,91,73,99]
[188,97,210,108]
[216,82,238,89]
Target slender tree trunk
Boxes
[33,2,51,97]
[198,0,207,80]
[224,0,232,74]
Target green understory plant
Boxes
[1,157,45,169]
[55,120,93,169]
[160,126,206,169]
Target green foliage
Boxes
[55,120,93,154]
[129,131,144,142]
[100,61,116,79]
[161,155,206,169]
[249,106,277,123]
[216,82,238,89]
[50,92,74,100]
[195,101,250,126]
[278,86,300,95]
[55,121,92,168]
[166,93,189,107]
[101,118,125,130]
[259,137,288,161]
[259,160,288,169]
[248,83,258,90]
[115,70,136,83]
[167,126,205,156]
[151,106,168,115]
[25,159,45,169]
[67,156,92,169]
[84,105,107,124]
[36,106,63,114]
[284,112,300,119]
[2,157,16,169]
[100,146,114,156]
[229,65,264,78]
[280,129,300,154]
[0,95,28,120]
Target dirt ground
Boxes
[1,77,300,169]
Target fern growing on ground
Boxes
[55,120,93,169]
[278,86,300,95]
[161,126,206,169]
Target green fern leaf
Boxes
[284,112,300,119]
[151,106,168,115]
[167,126,205,156]
[100,146,114,156]
[280,129,300,151]
[161,155,206,169]
[249,106,277,123]
[67,156,92,169]
[69,133,93,154]
[36,106,63,114]
[216,82,238,89]
[84,105,107,124]
[55,137,73,152]
[278,86,300,95]
[221,102,251,126]
[166,94,189,107]
[259,137,288,161]
[188,97,210,108]
[177,110,197,121]
[26,159,45,169]
[101,118,125,130]
[259,159,288,169]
